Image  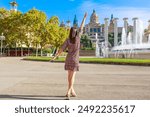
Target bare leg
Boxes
[71,71,77,96]
[66,70,72,95]
[66,70,77,96]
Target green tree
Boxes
[47,16,69,55]
[108,33,114,47]
[1,10,24,56]
[0,8,69,57]
[13,12,26,56]
[38,23,50,56]
[0,8,10,54]
[24,8,47,56]
[81,34,92,48]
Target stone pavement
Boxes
[0,57,150,100]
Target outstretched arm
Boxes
[80,12,87,32]
[50,49,63,62]
[50,39,68,62]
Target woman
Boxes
[51,13,87,99]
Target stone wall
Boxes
[109,52,150,59]
[79,50,150,58]
[80,50,95,56]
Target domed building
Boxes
[84,10,104,43]
[90,10,99,24]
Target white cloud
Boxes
[78,1,150,28]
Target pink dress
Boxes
[61,30,82,71]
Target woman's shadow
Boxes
[0,94,67,100]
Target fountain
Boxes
[95,33,106,58]
[111,18,150,58]
[121,28,126,45]
[127,32,132,44]
[95,17,150,58]
[95,33,100,57]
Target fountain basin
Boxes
[112,44,150,51]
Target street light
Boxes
[0,33,5,56]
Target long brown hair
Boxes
[69,27,77,44]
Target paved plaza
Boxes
[0,57,150,100]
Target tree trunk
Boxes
[15,47,17,56]
[28,47,30,56]
[21,45,23,57]
[8,47,10,56]
[40,47,43,56]
[7,48,9,56]
[36,44,38,57]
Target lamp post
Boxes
[0,33,5,56]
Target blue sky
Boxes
[0,0,150,27]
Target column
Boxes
[123,18,128,35]
[123,18,128,45]
[104,18,109,47]
[104,18,109,58]
[114,18,119,47]
[132,17,138,44]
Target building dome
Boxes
[90,9,99,23]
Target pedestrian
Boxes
[51,13,87,99]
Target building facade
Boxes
[84,10,104,43]
[83,11,124,44]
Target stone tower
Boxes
[73,15,78,27]
[90,9,99,24]
[109,14,114,33]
